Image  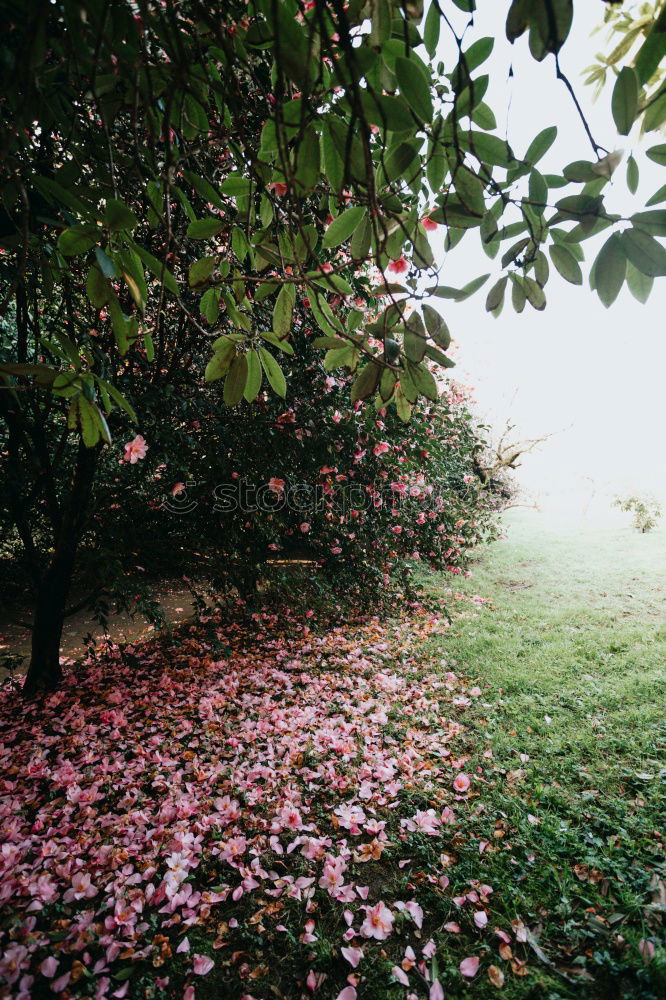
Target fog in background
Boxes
[429,2,666,515]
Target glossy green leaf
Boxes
[626,261,653,304]
[594,233,626,307]
[259,348,287,397]
[104,198,138,232]
[395,56,433,123]
[322,206,365,249]
[186,218,225,239]
[189,257,216,287]
[611,67,639,136]
[621,228,666,277]
[244,349,262,402]
[549,244,583,285]
[223,353,248,406]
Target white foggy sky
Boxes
[429,2,666,501]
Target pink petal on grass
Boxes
[430,981,445,1000]
[336,989,357,1000]
[391,966,410,986]
[193,955,214,976]
[341,947,363,968]
[460,956,480,978]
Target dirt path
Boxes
[0,580,199,677]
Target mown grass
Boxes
[417,507,666,999]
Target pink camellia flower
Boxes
[300,522,310,533]
[268,477,285,494]
[193,954,214,975]
[171,482,185,497]
[460,956,480,978]
[387,256,408,274]
[268,181,288,196]
[123,434,148,464]
[453,773,471,793]
[66,871,97,901]
[422,215,438,232]
[373,442,390,456]
[360,901,394,940]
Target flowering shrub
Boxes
[98,325,497,608]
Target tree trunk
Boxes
[23,551,75,694]
[23,442,98,697]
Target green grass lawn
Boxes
[419,507,666,998]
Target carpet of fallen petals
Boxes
[0,604,516,1000]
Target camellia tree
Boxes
[0,0,665,693]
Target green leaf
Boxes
[200,287,220,324]
[549,244,583,285]
[626,261,653,304]
[395,386,412,422]
[626,155,639,196]
[423,2,441,58]
[293,124,320,191]
[189,257,216,287]
[223,353,248,406]
[510,274,526,313]
[118,248,147,314]
[410,362,439,402]
[523,275,546,311]
[322,206,365,249]
[259,347,287,398]
[594,233,626,307]
[620,228,666,277]
[205,339,236,381]
[453,168,485,217]
[485,275,507,312]
[351,362,381,403]
[359,92,414,132]
[525,126,557,165]
[131,244,179,296]
[395,56,433,123]
[244,349,262,402]
[58,224,97,257]
[259,331,295,354]
[94,246,118,278]
[635,10,666,85]
[611,67,639,136]
[631,210,666,237]
[424,344,455,368]
[104,198,138,233]
[108,294,130,354]
[273,284,295,339]
[404,313,427,363]
[646,184,666,207]
[86,267,108,308]
[78,397,100,447]
[646,144,666,166]
[562,160,598,183]
[422,304,451,349]
[186,218,225,239]
[644,90,666,134]
[469,133,515,168]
